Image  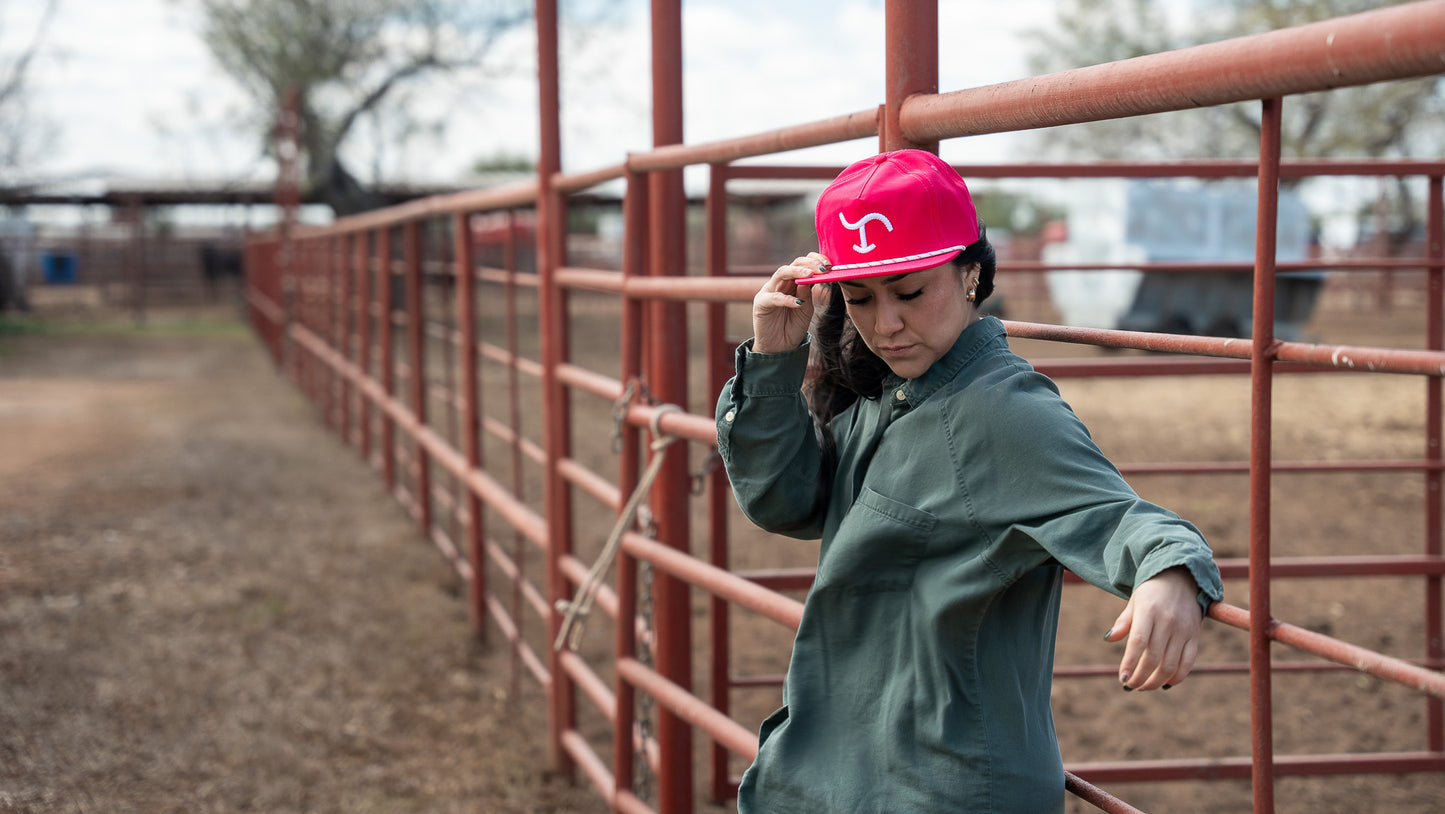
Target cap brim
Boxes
[796,247,964,285]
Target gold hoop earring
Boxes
[967,287,977,303]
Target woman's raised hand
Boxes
[752,253,829,354]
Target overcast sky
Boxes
[5,0,1053,187]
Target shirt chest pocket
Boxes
[818,486,939,595]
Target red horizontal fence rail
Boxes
[241,2,1445,813]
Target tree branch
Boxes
[0,0,58,108]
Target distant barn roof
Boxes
[0,177,468,208]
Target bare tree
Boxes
[0,0,58,176]
[1027,0,1443,163]
[0,0,58,313]
[196,0,532,215]
[1026,0,1443,245]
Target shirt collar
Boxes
[884,316,1007,407]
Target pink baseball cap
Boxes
[802,149,979,285]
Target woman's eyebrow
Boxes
[840,272,911,289]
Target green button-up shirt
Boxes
[716,316,1222,813]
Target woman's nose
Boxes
[874,301,903,336]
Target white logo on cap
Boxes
[839,212,893,254]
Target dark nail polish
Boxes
[1162,684,1172,690]
[1102,628,1114,640]
[1121,685,1133,692]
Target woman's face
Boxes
[838,262,979,380]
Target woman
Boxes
[715,149,1222,813]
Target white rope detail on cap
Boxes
[829,243,969,271]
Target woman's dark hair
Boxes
[779,219,993,526]
[807,219,996,426]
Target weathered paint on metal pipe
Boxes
[705,162,733,802]
[627,109,879,173]
[403,220,432,535]
[561,730,616,811]
[883,0,937,152]
[1427,172,1445,751]
[454,211,486,635]
[354,231,372,463]
[723,158,1445,183]
[624,533,805,631]
[502,208,529,699]
[949,158,1445,180]
[648,2,695,809]
[556,267,760,302]
[306,181,539,237]
[1248,96,1284,814]
[334,235,351,441]
[612,170,647,809]
[1063,772,1147,814]
[1071,750,1445,784]
[378,227,397,491]
[286,321,548,546]
[1210,603,1445,699]
[533,0,577,781]
[900,1,1445,143]
[618,658,758,760]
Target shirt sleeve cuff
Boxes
[1135,544,1225,619]
[734,336,811,398]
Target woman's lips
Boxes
[876,344,914,357]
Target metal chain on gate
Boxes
[690,449,724,496]
[634,556,657,805]
[555,387,678,802]
[610,381,636,454]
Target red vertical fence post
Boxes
[404,220,432,533]
[321,236,334,429]
[291,242,304,393]
[883,0,938,153]
[355,231,373,463]
[1249,96,1285,814]
[503,210,526,698]
[334,236,344,429]
[1427,173,1444,752]
[705,162,733,802]
[298,243,311,399]
[455,210,487,635]
[379,227,397,493]
[317,239,329,425]
[312,240,324,400]
[339,234,354,446]
[648,2,694,810]
[534,0,576,780]
[613,170,649,809]
[303,242,314,401]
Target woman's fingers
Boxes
[765,254,830,291]
[755,290,808,311]
[751,254,829,353]
[1111,568,1204,691]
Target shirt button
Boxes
[895,389,906,401]
[724,409,736,422]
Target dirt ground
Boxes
[0,305,597,813]
[2,288,1444,813]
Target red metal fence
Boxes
[243,2,1445,812]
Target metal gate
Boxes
[244,2,1445,812]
